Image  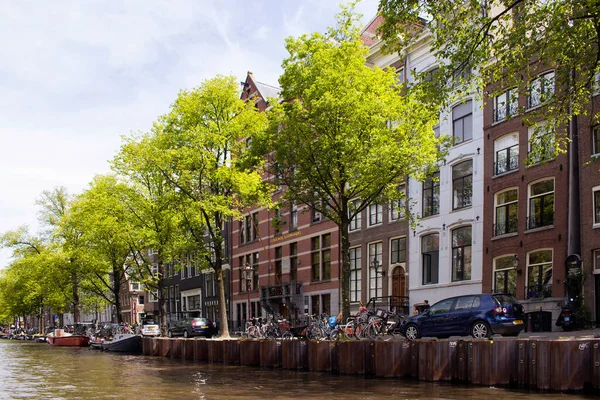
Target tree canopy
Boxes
[378,0,600,153]
[256,3,441,318]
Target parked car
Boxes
[167,318,215,338]
[400,294,525,340]
[141,319,161,337]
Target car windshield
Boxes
[144,320,156,325]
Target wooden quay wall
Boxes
[143,337,600,393]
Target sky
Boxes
[0,0,380,268]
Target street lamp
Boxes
[513,254,522,275]
[370,257,385,302]
[241,263,254,327]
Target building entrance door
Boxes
[392,266,406,297]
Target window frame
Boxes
[493,255,517,296]
[528,71,555,109]
[368,203,383,227]
[493,87,518,122]
[527,178,555,230]
[494,132,519,175]
[526,249,553,299]
[390,237,407,265]
[422,171,440,217]
[593,126,600,156]
[494,188,518,236]
[349,199,362,231]
[593,185,600,226]
[452,100,473,145]
[451,226,472,282]
[349,246,362,303]
[452,160,473,210]
[368,241,383,299]
[311,234,331,282]
[421,233,440,285]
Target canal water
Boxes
[0,340,594,399]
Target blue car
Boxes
[400,294,525,340]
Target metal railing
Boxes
[493,216,518,237]
[494,145,519,175]
[526,214,554,230]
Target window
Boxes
[290,242,298,281]
[130,282,140,291]
[368,203,382,226]
[275,246,282,283]
[528,122,555,164]
[493,255,517,296]
[593,127,600,156]
[527,179,554,229]
[310,294,331,316]
[452,160,473,210]
[494,188,518,236]
[429,298,454,314]
[422,233,439,285]
[311,234,331,281]
[206,272,215,297]
[594,187,600,225]
[349,199,362,231]
[252,252,259,289]
[452,100,473,144]
[390,185,406,221]
[451,227,472,281]
[350,247,361,303]
[526,250,553,299]
[312,207,322,223]
[368,242,383,299]
[494,133,519,175]
[311,295,320,316]
[396,67,405,84]
[494,88,518,122]
[593,71,600,95]
[252,212,259,240]
[239,252,259,292]
[138,295,145,305]
[274,208,283,235]
[528,71,554,108]
[244,215,251,243]
[422,171,440,217]
[454,296,476,311]
[594,249,600,272]
[390,237,406,264]
[290,203,298,230]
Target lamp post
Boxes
[370,257,385,304]
[241,263,254,327]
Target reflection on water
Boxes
[0,341,594,400]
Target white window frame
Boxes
[528,70,555,109]
[525,248,553,299]
[593,126,600,156]
[368,242,383,299]
[593,185,600,226]
[594,249,600,274]
[389,236,407,266]
[368,203,382,227]
[493,255,517,295]
[493,132,519,175]
[389,185,406,222]
[528,121,555,164]
[349,199,362,231]
[527,178,555,230]
[349,246,362,303]
[494,187,518,237]
[493,88,518,122]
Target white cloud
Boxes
[0,0,379,268]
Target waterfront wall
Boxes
[143,337,600,393]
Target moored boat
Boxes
[101,333,142,353]
[46,329,90,347]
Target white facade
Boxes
[366,31,484,311]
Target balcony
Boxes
[493,216,518,237]
[525,284,552,299]
[526,214,554,230]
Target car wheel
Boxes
[471,321,491,339]
[404,324,420,341]
[167,330,173,338]
[183,330,189,338]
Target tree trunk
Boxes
[340,211,352,320]
[157,260,167,332]
[72,276,80,324]
[216,264,230,338]
[113,266,122,323]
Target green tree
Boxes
[256,3,440,318]
[68,175,142,323]
[378,0,600,153]
[152,75,270,338]
[112,135,181,331]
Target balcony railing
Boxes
[493,216,518,237]
[526,214,554,230]
[525,284,552,299]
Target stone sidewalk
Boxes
[515,328,600,339]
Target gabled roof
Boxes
[254,81,281,101]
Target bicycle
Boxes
[365,310,397,341]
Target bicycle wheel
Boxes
[366,322,380,341]
[248,325,260,338]
[354,321,369,340]
[329,329,340,341]
[309,326,325,340]
[281,331,294,340]
[342,321,355,340]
